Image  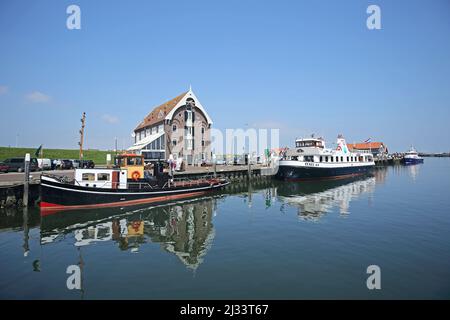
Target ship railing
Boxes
[163,174,227,188]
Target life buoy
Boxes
[131,171,140,180]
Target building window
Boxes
[152,127,157,134]
[187,139,193,150]
[146,129,150,137]
[173,125,177,132]
[201,127,205,134]
[202,140,205,147]
[158,124,163,132]
[172,140,177,146]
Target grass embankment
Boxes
[0,147,113,165]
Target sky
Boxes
[0,0,449,153]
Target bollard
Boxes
[23,153,30,207]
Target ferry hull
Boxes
[403,158,424,165]
[275,164,374,181]
[40,178,229,214]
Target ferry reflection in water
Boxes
[276,177,377,221]
[40,197,218,270]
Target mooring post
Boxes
[247,156,251,180]
[23,153,30,207]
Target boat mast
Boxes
[79,112,86,160]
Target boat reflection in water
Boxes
[276,176,377,221]
[39,175,380,270]
[41,196,219,270]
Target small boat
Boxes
[402,146,424,165]
[40,153,229,213]
[275,135,375,181]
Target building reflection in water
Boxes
[40,197,217,270]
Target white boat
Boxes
[275,135,375,181]
[403,146,424,165]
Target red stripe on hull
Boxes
[40,190,209,216]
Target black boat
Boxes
[40,154,229,214]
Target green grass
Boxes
[0,147,114,165]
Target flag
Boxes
[34,144,42,157]
[364,138,371,143]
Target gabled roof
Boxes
[134,88,213,132]
[135,91,188,131]
[347,142,384,150]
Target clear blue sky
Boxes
[1,0,449,152]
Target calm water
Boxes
[1,158,449,299]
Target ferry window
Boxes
[82,173,95,181]
[305,156,314,162]
[347,156,349,162]
[351,157,354,162]
[97,173,110,181]
[320,156,323,162]
[331,157,334,162]
[336,157,339,162]
[341,156,344,162]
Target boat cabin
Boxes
[114,154,145,180]
[75,168,128,189]
[295,138,325,150]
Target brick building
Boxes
[128,88,212,165]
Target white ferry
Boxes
[275,135,375,181]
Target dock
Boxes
[0,165,277,208]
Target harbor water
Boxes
[0,158,449,299]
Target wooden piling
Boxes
[23,153,30,207]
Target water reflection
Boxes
[40,197,218,270]
[276,177,376,221]
[3,173,384,273]
[407,163,420,181]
